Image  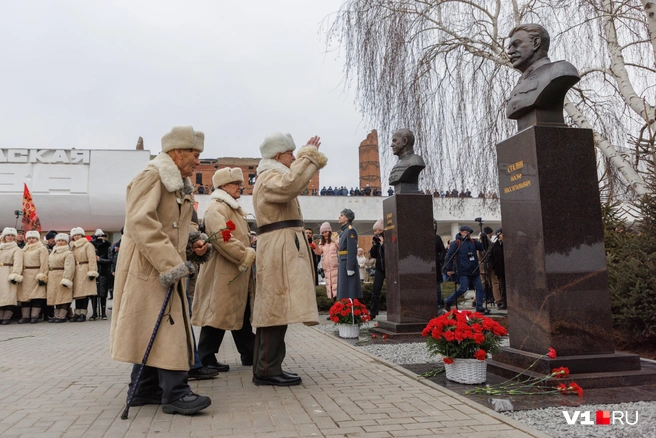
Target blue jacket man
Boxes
[443,226,489,314]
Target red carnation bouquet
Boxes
[329,298,371,326]
[422,309,507,364]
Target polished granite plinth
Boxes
[495,127,616,363]
[378,194,438,334]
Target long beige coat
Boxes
[193,189,256,330]
[110,153,197,371]
[19,242,48,302]
[251,145,327,327]
[0,242,24,307]
[71,238,99,299]
[47,246,75,305]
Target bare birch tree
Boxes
[326,0,655,197]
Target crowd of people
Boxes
[2,125,506,418]
[0,227,116,325]
[318,185,391,196]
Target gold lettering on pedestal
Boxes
[507,160,524,173]
[510,173,522,182]
[386,212,393,227]
[504,180,531,194]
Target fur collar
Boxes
[147,153,195,194]
[53,245,71,254]
[23,242,43,252]
[210,189,245,215]
[257,158,290,176]
[72,238,88,248]
[0,241,17,250]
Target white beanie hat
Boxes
[55,233,69,242]
[259,132,296,159]
[373,219,384,231]
[320,222,332,233]
[213,167,244,189]
[94,229,104,236]
[70,227,85,237]
[26,231,40,239]
[161,126,203,153]
[1,227,17,237]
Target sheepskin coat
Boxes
[47,245,75,305]
[193,189,256,330]
[0,241,24,307]
[71,238,99,299]
[19,241,49,302]
[110,152,197,371]
[313,240,338,298]
[252,145,327,327]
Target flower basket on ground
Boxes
[422,309,508,384]
[329,298,371,339]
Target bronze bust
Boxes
[388,129,425,193]
[506,24,580,131]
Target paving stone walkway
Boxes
[0,315,549,438]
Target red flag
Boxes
[21,184,42,232]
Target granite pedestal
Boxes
[371,194,438,338]
[492,126,643,383]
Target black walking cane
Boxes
[121,284,175,420]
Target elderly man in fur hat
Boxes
[110,126,212,415]
[193,167,256,373]
[251,132,327,387]
[336,209,362,300]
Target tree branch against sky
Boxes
[327,0,655,196]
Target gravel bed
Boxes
[316,322,655,438]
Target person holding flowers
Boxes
[193,167,257,373]
[0,227,24,324]
[251,132,327,387]
[18,230,49,324]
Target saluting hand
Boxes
[306,136,321,149]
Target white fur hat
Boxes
[1,227,17,237]
[94,228,104,236]
[213,167,244,188]
[55,233,69,242]
[25,231,40,239]
[161,126,203,153]
[70,227,85,237]
[194,131,204,151]
[259,132,296,159]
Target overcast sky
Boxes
[1,0,379,189]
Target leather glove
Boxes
[88,275,95,281]
[347,270,355,276]
[10,279,17,284]
[38,280,47,286]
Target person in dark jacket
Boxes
[91,229,112,320]
[443,226,489,314]
[368,219,385,319]
[433,220,446,309]
[489,228,506,309]
[336,208,362,299]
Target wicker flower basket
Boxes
[338,324,360,339]
[444,358,487,384]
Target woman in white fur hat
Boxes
[0,227,24,324]
[193,167,257,370]
[47,234,75,323]
[18,231,49,323]
[70,228,99,322]
[312,222,339,300]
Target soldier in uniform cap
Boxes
[336,209,362,300]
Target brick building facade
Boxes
[358,130,381,192]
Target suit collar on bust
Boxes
[521,57,551,80]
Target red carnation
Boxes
[551,366,570,378]
[226,220,236,231]
[547,348,557,359]
[443,357,454,365]
[474,349,487,361]
[221,230,232,242]
[474,333,485,344]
